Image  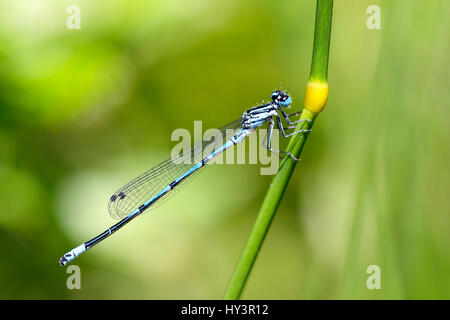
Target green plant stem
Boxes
[310,0,333,83]
[224,0,333,300]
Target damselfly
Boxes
[59,90,312,266]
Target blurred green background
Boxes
[0,0,448,299]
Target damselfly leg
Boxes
[262,109,313,161]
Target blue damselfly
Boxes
[59,90,312,266]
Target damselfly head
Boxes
[271,90,292,108]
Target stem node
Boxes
[304,81,329,114]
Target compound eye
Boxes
[279,95,292,107]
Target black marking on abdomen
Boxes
[138,203,150,213]
[85,230,113,249]
[138,191,166,213]
[169,180,179,189]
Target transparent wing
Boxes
[108,118,243,219]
